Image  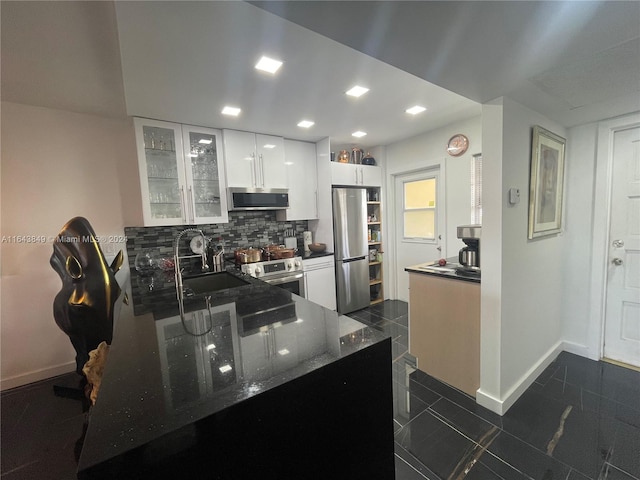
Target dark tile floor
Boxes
[349,300,640,480]
[2,300,639,480]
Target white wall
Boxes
[477,97,567,414]
[561,112,640,362]
[0,102,140,389]
[561,123,599,357]
[478,99,504,403]
[384,115,482,298]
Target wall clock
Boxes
[447,134,469,157]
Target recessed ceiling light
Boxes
[277,348,290,356]
[352,131,367,138]
[297,120,314,128]
[219,364,233,374]
[222,106,241,116]
[255,56,283,74]
[406,105,427,115]
[198,138,212,144]
[346,85,369,97]
[263,144,276,149]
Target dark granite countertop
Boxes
[405,257,481,284]
[78,267,388,475]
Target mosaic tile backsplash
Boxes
[124,211,309,271]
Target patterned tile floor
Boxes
[349,300,640,480]
[2,300,639,479]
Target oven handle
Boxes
[263,272,305,285]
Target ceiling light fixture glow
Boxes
[219,364,233,374]
[297,120,314,128]
[406,105,427,115]
[255,56,283,74]
[352,131,367,138]
[198,138,212,144]
[263,144,276,149]
[222,106,241,116]
[278,348,290,356]
[346,85,369,97]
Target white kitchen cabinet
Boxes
[276,139,318,221]
[135,118,228,226]
[223,129,287,189]
[304,255,337,310]
[330,162,382,187]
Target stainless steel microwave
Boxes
[227,187,289,211]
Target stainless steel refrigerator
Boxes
[332,187,370,314]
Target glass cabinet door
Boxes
[135,118,186,226]
[182,125,228,224]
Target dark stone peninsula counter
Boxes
[404,257,480,284]
[77,268,394,479]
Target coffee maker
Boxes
[457,225,481,276]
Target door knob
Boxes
[612,258,623,266]
[613,240,624,248]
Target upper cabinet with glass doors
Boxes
[134,118,228,226]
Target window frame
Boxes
[401,176,438,243]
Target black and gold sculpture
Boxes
[50,217,123,375]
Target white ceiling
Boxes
[2,1,639,149]
[252,1,640,129]
[113,1,480,148]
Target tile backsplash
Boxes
[124,211,309,271]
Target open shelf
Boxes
[367,187,383,306]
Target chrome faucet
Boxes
[174,228,209,301]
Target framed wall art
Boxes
[528,125,566,239]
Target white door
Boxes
[604,126,640,367]
[394,168,444,302]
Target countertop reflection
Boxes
[78,268,388,475]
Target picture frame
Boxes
[528,125,566,239]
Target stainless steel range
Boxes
[240,257,305,298]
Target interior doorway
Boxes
[603,125,640,368]
[393,167,444,302]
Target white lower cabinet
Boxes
[276,139,318,221]
[304,255,337,310]
[330,162,381,187]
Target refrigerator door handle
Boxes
[341,256,367,263]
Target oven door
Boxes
[263,272,306,298]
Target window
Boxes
[471,154,482,224]
[403,178,436,239]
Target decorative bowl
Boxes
[308,242,327,253]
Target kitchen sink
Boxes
[183,272,250,294]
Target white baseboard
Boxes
[475,388,505,414]
[1,361,76,391]
[476,341,564,415]
[562,341,597,361]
